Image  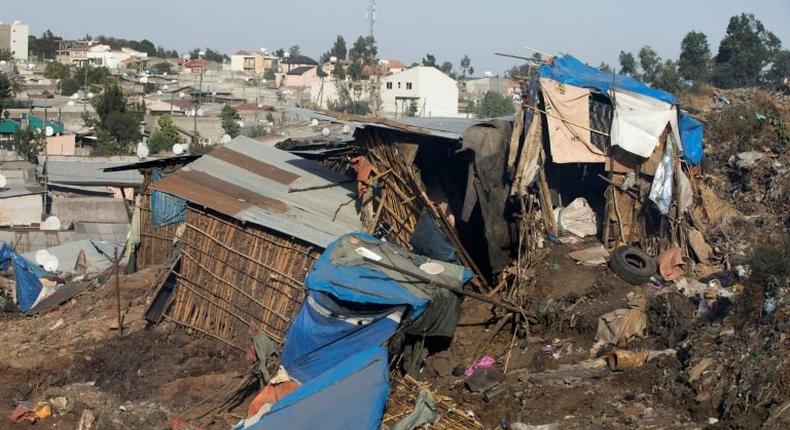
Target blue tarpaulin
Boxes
[0,242,52,313]
[539,55,678,105]
[239,232,468,430]
[150,170,186,227]
[679,112,704,165]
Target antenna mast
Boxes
[366,0,377,38]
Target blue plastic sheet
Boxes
[0,242,51,312]
[150,170,186,227]
[679,112,704,165]
[539,55,677,105]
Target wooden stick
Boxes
[114,247,123,336]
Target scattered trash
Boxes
[464,356,496,377]
[734,151,765,169]
[465,367,503,393]
[8,400,51,424]
[610,246,657,285]
[764,297,777,314]
[49,318,64,330]
[391,389,438,430]
[555,198,597,238]
[592,291,647,351]
[568,244,609,266]
[657,247,685,281]
[77,409,96,430]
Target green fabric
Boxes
[253,331,278,381]
[27,115,65,134]
[391,389,438,430]
[0,119,21,134]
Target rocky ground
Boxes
[0,88,788,430]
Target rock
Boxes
[77,409,95,430]
[49,318,64,330]
[48,396,70,415]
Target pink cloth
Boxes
[464,356,496,377]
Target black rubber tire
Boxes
[609,246,657,285]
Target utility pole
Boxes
[193,51,205,147]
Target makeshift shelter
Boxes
[0,241,52,313]
[236,232,470,430]
[509,54,705,259]
[144,136,362,349]
[103,155,200,269]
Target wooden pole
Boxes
[114,247,123,336]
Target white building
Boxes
[0,21,29,61]
[85,45,147,69]
[380,66,458,117]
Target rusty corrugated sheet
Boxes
[150,136,360,248]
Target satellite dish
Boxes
[283,52,291,58]
[237,121,244,128]
[261,79,267,84]
[310,119,319,127]
[221,134,232,144]
[35,249,50,265]
[341,124,351,134]
[0,174,6,188]
[70,93,79,100]
[163,85,169,90]
[257,103,263,109]
[87,92,94,99]
[136,142,150,159]
[27,64,35,70]
[197,108,204,117]
[0,60,6,66]
[172,143,185,155]
[163,72,168,77]
[198,50,206,57]
[178,92,185,98]
[139,76,148,84]
[260,47,267,54]
[42,254,59,272]
[157,90,163,95]
[321,127,330,137]
[45,126,54,137]
[41,215,61,231]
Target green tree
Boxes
[678,31,712,82]
[321,35,347,62]
[421,54,437,68]
[653,59,685,94]
[439,61,454,77]
[0,49,13,61]
[152,62,173,74]
[618,51,637,76]
[711,13,782,88]
[28,30,62,60]
[263,68,276,81]
[0,73,13,113]
[765,50,790,88]
[474,91,515,118]
[10,128,44,161]
[104,111,141,147]
[348,36,378,80]
[93,129,127,156]
[406,99,419,117]
[93,84,127,124]
[148,114,181,153]
[189,48,228,63]
[638,46,662,85]
[460,55,472,78]
[598,62,612,73]
[44,62,71,80]
[138,39,156,56]
[288,45,301,56]
[220,105,241,138]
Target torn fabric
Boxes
[610,90,677,158]
[541,78,606,163]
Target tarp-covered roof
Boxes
[150,136,361,248]
[539,55,677,105]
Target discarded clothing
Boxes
[252,331,278,381]
[679,112,703,165]
[464,355,496,377]
[657,247,685,281]
[391,390,439,430]
[610,90,678,158]
[349,156,373,196]
[594,292,647,347]
[410,209,459,263]
[556,197,597,238]
[540,78,606,163]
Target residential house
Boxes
[229,50,277,75]
[0,21,28,61]
[280,55,318,73]
[56,40,99,66]
[385,59,407,74]
[283,65,326,88]
[463,77,518,103]
[0,115,65,141]
[0,160,36,186]
[380,66,459,117]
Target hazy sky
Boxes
[5,1,790,74]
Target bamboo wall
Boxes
[164,207,318,350]
[137,192,183,268]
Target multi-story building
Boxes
[0,20,29,61]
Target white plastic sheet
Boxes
[610,90,679,158]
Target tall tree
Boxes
[0,49,13,61]
[44,62,71,80]
[474,91,515,118]
[618,51,637,76]
[712,13,782,88]
[460,55,472,78]
[598,62,612,73]
[148,114,182,153]
[653,60,685,93]
[10,128,44,161]
[678,31,712,82]
[765,50,790,88]
[322,35,347,63]
[638,45,662,85]
[348,36,378,80]
[439,61,454,76]
[93,84,127,124]
[288,45,301,56]
[220,105,241,138]
[421,54,437,68]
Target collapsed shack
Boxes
[103,155,200,269]
[139,136,361,349]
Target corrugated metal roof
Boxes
[150,136,361,248]
[0,185,45,199]
[41,156,144,186]
[22,239,120,275]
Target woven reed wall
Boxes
[164,207,318,350]
[137,192,183,268]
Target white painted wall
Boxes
[0,193,43,226]
[0,21,29,60]
[380,66,458,117]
